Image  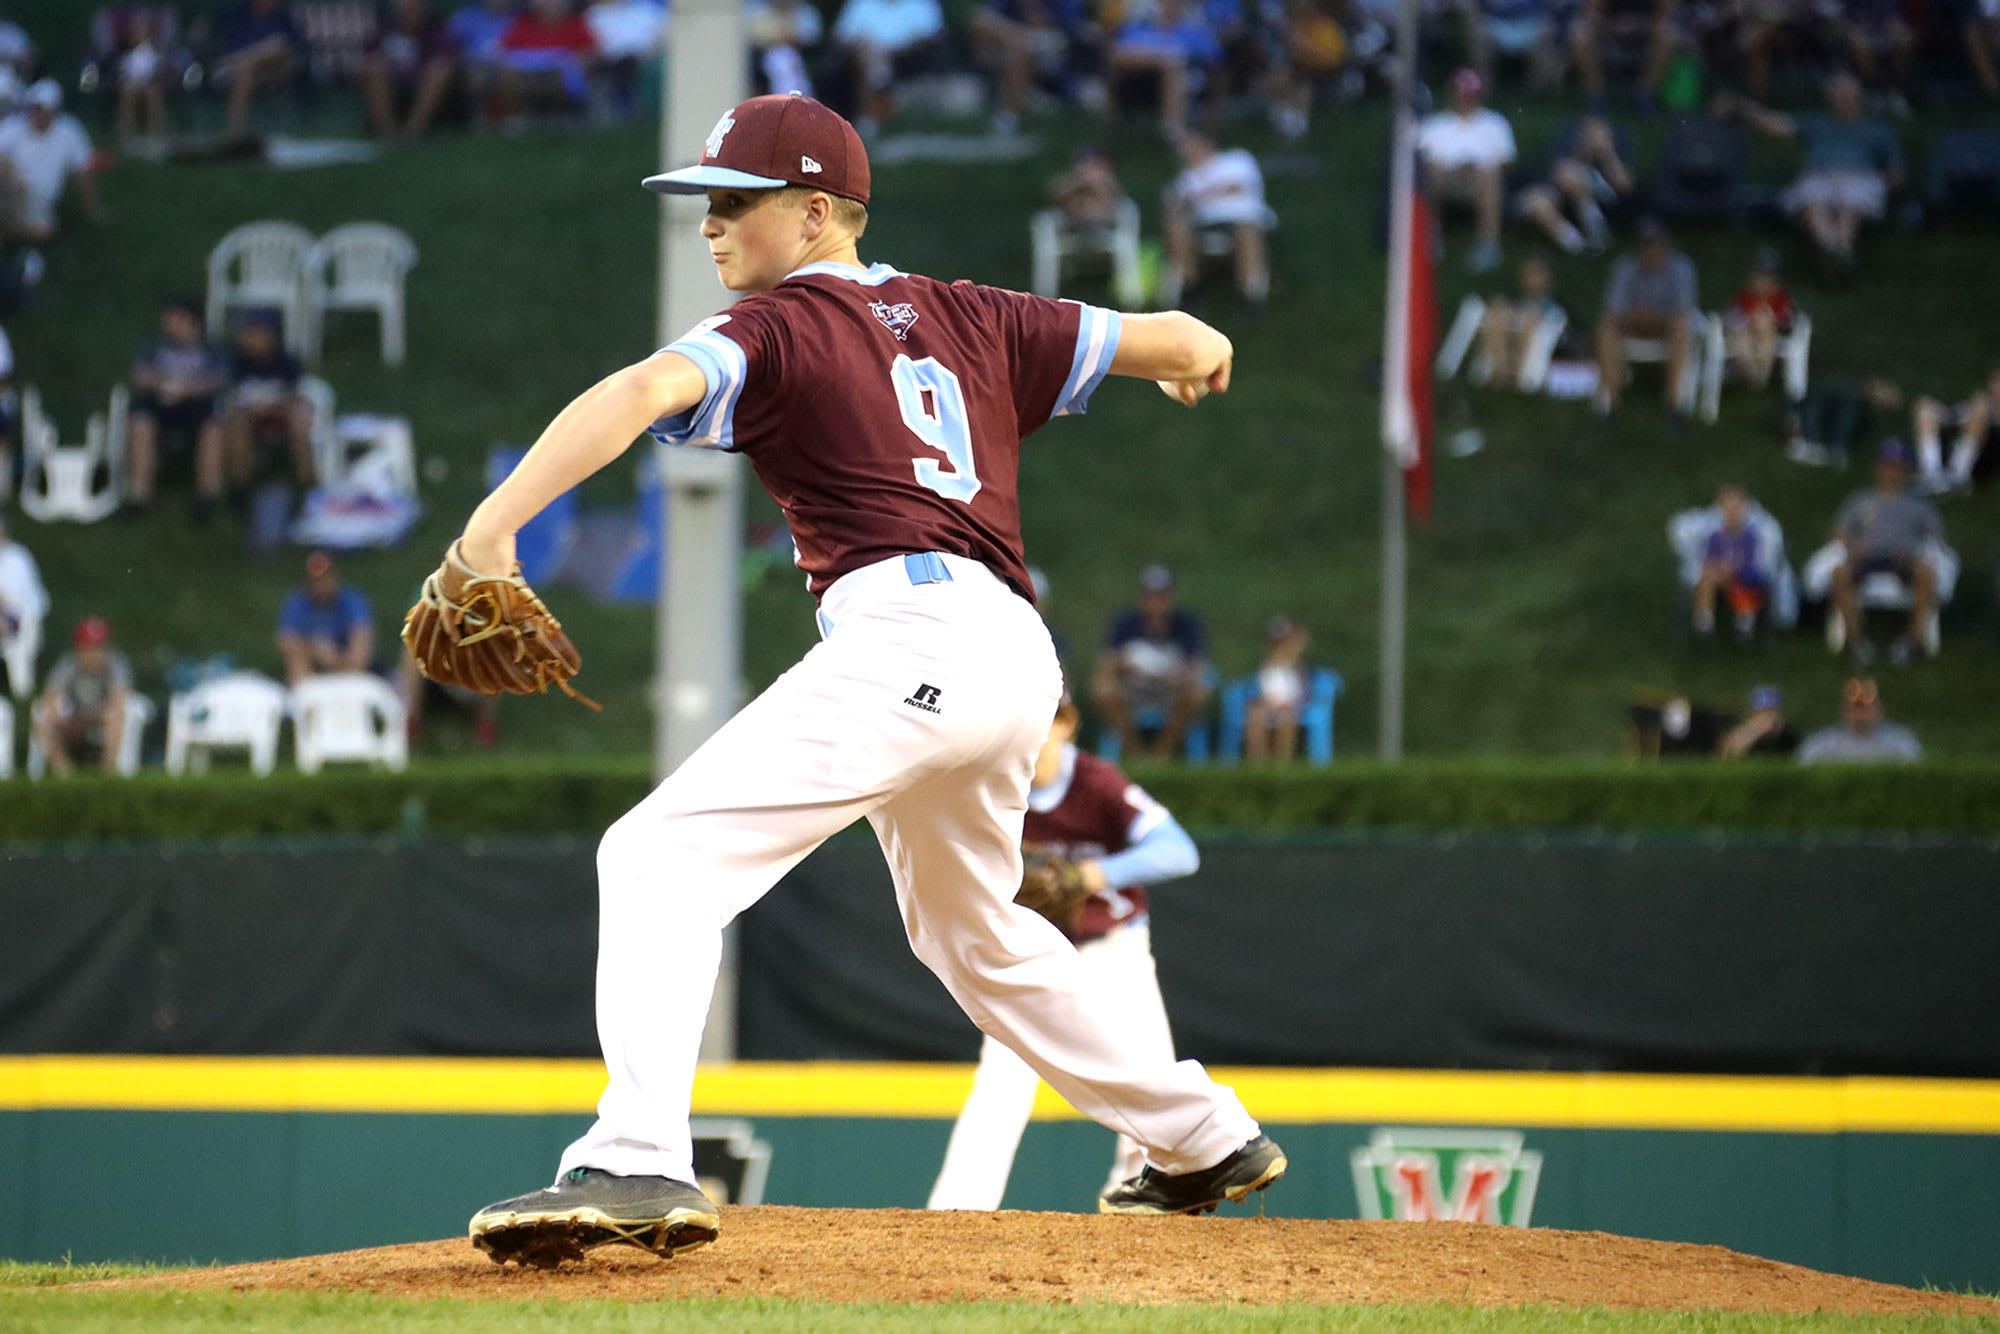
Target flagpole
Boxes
[1378,0,1418,764]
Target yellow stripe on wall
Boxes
[1,1058,1997,1134]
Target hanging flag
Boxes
[1381,122,1437,520]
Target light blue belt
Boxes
[818,552,957,639]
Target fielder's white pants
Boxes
[927,919,1176,1211]
[558,553,1258,1187]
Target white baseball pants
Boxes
[558,553,1259,1188]
[927,919,1177,1211]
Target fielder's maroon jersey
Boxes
[648,262,1123,602]
[1024,747,1164,944]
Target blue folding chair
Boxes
[1217,667,1344,765]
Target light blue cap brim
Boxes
[642,165,790,194]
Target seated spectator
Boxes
[0,511,47,698]
[126,299,230,519]
[113,8,175,144]
[1513,115,1633,255]
[1797,677,1922,764]
[1828,438,1943,665]
[221,311,316,497]
[585,0,666,120]
[1716,684,1799,758]
[1691,483,1773,640]
[1723,247,1792,391]
[1716,75,1903,268]
[278,550,375,685]
[1829,0,1912,93]
[497,0,599,123]
[215,0,301,139]
[450,0,522,110]
[1479,254,1563,388]
[1244,614,1309,762]
[970,0,1093,133]
[1160,129,1271,312]
[362,0,464,140]
[1912,366,1999,495]
[30,617,133,776]
[833,0,947,136]
[0,81,103,243]
[1594,216,1698,417]
[1416,67,1515,273]
[1091,564,1211,761]
[1107,0,1222,140]
[1265,0,1349,140]
[1050,143,1127,228]
[747,0,826,96]
[1463,0,1565,89]
[1733,0,1817,103]
[1784,375,1901,468]
[1571,0,1677,110]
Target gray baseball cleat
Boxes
[1098,1135,1288,1216]
[470,1167,720,1268]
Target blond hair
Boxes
[777,186,869,239]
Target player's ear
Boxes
[800,190,834,240]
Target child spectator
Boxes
[1160,129,1271,312]
[1479,254,1563,389]
[221,311,316,498]
[0,81,103,242]
[1912,366,1999,495]
[1091,564,1212,761]
[215,0,301,139]
[125,299,231,519]
[1691,484,1771,640]
[1725,247,1792,391]
[1244,615,1309,762]
[30,617,134,776]
[1416,67,1516,273]
[278,550,376,685]
[115,9,174,143]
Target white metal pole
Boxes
[656,0,747,1061]
[1377,0,1418,765]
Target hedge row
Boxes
[5,759,2000,845]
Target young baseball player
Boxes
[928,694,1202,1211]
[456,93,1284,1267]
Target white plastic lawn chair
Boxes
[1436,294,1569,392]
[0,696,13,779]
[16,385,124,523]
[1621,313,1723,422]
[1804,538,1958,655]
[1030,199,1144,309]
[166,672,290,776]
[302,223,418,367]
[207,221,317,355]
[290,672,407,773]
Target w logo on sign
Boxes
[871,301,920,341]
[1351,1129,1543,1226]
[705,114,735,159]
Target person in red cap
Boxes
[453,92,1282,1267]
[30,616,134,775]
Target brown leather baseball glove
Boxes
[1015,845,1091,929]
[402,541,598,709]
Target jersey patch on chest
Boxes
[870,300,920,341]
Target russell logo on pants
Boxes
[904,683,943,714]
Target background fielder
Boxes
[929,694,1203,1211]
[446,94,1282,1265]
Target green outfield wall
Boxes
[2,1058,1998,1292]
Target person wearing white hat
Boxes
[0,79,101,241]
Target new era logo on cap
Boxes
[643,94,870,205]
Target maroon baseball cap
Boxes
[643,94,870,205]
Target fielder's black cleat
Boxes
[1098,1134,1288,1216]
[470,1168,719,1268]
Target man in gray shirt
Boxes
[1798,677,1923,765]
[1595,216,1698,417]
[1829,437,1944,665]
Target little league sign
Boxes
[1350,1128,1544,1226]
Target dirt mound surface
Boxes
[86,1208,1995,1314]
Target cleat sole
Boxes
[471,1205,719,1268]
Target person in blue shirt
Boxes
[217,0,299,137]
[1091,563,1212,760]
[1108,0,1222,137]
[278,550,375,686]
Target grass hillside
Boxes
[9,90,1999,759]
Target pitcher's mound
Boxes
[88,1207,1993,1314]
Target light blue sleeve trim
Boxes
[1095,811,1199,891]
[1052,304,1122,419]
[646,329,749,450]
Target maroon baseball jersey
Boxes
[1024,747,1162,944]
[648,262,1122,602]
